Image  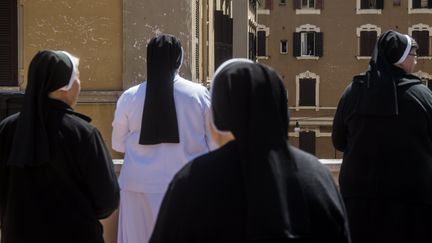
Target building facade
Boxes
[258,0,432,158]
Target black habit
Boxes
[0,50,119,243]
[150,61,350,243]
[332,30,432,243]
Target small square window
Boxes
[280,0,287,4]
[393,0,401,6]
[280,40,288,54]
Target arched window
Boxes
[295,71,320,110]
[409,24,432,58]
[293,24,323,59]
[357,24,381,59]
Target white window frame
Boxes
[280,40,288,54]
[356,0,382,14]
[296,24,320,60]
[356,24,381,59]
[409,23,432,59]
[409,0,432,14]
[295,71,320,111]
[296,0,320,14]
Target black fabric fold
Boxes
[211,62,311,240]
[7,50,74,167]
[139,34,182,145]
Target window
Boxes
[0,0,18,86]
[293,0,323,14]
[413,0,432,8]
[360,31,377,56]
[293,24,323,58]
[299,131,316,155]
[409,24,431,58]
[257,28,268,57]
[280,40,288,54]
[280,0,287,5]
[302,0,315,8]
[265,0,273,10]
[409,0,432,13]
[296,71,320,110]
[214,10,233,70]
[393,0,401,6]
[357,24,380,59]
[357,0,383,14]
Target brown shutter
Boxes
[299,131,316,155]
[412,31,429,57]
[299,78,316,106]
[377,0,384,9]
[214,10,223,70]
[293,0,300,9]
[266,0,273,10]
[257,30,266,57]
[293,32,301,57]
[360,31,376,56]
[316,0,323,9]
[0,0,18,86]
[315,32,323,57]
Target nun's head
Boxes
[30,50,81,107]
[375,30,418,74]
[211,59,289,143]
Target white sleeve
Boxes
[202,88,219,151]
[111,93,129,153]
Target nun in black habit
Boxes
[149,60,350,243]
[0,50,119,243]
[332,30,432,243]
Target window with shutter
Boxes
[266,0,273,10]
[360,31,377,56]
[412,30,429,57]
[299,131,316,155]
[295,25,321,58]
[257,30,267,57]
[0,0,18,86]
[299,78,316,106]
[301,0,315,9]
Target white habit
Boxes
[112,75,218,243]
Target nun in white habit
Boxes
[112,34,218,243]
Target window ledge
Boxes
[356,56,372,60]
[408,8,432,14]
[356,9,382,14]
[296,56,319,60]
[296,9,321,15]
[257,56,269,60]
[257,9,270,15]
[418,56,432,60]
[280,52,288,55]
[294,106,320,111]
[0,86,20,92]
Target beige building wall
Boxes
[123,0,193,89]
[258,0,432,158]
[18,0,123,159]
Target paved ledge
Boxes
[113,159,342,178]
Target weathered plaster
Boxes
[123,0,192,89]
